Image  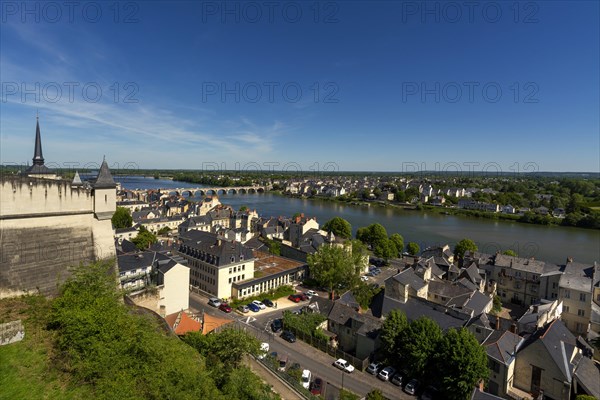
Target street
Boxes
[189,291,413,400]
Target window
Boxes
[579,293,586,302]
[578,309,585,317]
[564,290,570,299]
[576,322,583,332]
[229,268,232,274]
[229,278,232,284]
[564,306,570,313]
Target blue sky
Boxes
[1,1,598,172]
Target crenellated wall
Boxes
[0,176,116,297]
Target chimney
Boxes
[510,323,517,334]
[496,316,501,330]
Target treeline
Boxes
[46,260,279,400]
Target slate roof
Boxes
[307,296,335,317]
[328,301,382,339]
[381,295,469,331]
[559,261,594,292]
[573,355,600,398]
[23,117,53,175]
[518,319,579,382]
[483,330,523,365]
[390,268,427,291]
[94,158,116,188]
[494,254,545,275]
[178,230,253,267]
[117,251,156,273]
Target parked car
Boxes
[404,379,420,395]
[291,308,302,315]
[306,290,318,298]
[208,297,221,307]
[278,357,287,371]
[262,299,274,307]
[218,303,232,313]
[252,300,266,310]
[391,372,403,386]
[310,377,323,395]
[288,294,302,303]
[366,361,382,375]
[301,369,312,389]
[281,331,296,343]
[248,303,261,312]
[257,342,269,360]
[333,358,355,373]
[238,305,249,313]
[360,275,369,281]
[270,319,283,333]
[378,366,396,381]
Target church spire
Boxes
[32,114,44,166]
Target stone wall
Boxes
[1,176,116,297]
[0,320,24,345]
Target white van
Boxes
[301,369,312,389]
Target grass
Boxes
[0,296,95,400]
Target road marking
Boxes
[245,316,257,324]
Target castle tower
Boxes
[93,158,117,220]
[23,116,57,179]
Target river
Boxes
[115,176,600,265]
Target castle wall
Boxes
[1,177,93,217]
[1,177,116,297]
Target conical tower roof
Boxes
[94,158,116,188]
[72,171,83,186]
[23,116,52,176]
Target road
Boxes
[189,291,413,400]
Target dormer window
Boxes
[240,255,244,261]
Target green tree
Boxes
[239,205,248,212]
[322,217,352,239]
[365,389,385,400]
[222,366,281,400]
[502,249,517,257]
[406,242,420,256]
[182,328,260,370]
[454,238,478,259]
[491,295,502,314]
[339,389,360,400]
[398,317,443,379]
[266,239,281,256]
[131,226,157,250]
[435,328,489,400]
[380,309,409,364]
[390,233,404,254]
[373,237,398,260]
[111,206,133,229]
[307,243,363,298]
[356,223,388,249]
[157,226,171,235]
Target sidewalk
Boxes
[246,356,303,400]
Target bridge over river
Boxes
[128,185,270,197]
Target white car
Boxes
[252,300,266,310]
[333,358,355,373]
[377,366,396,381]
[306,290,318,298]
[360,275,369,282]
[257,342,269,360]
[208,297,221,307]
[301,369,312,389]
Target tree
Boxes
[266,239,281,256]
[356,223,388,249]
[322,217,352,239]
[491,295,502,314]
[380,309,409,363]
[406,242,420,256]
[238,205,248,212]
[502,249,517,257]
[398,317,443,379]
[454,238,478,259]
[434,328,489,400]
[131,226,157,250]
[182,327,260,369]
[373,237,398,260]
[390,233,404,254]
[111,206,132,229]
[307,243,363,298]
[339,389,359,400]
[157,226,171,235]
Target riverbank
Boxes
[281,193,600,231]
